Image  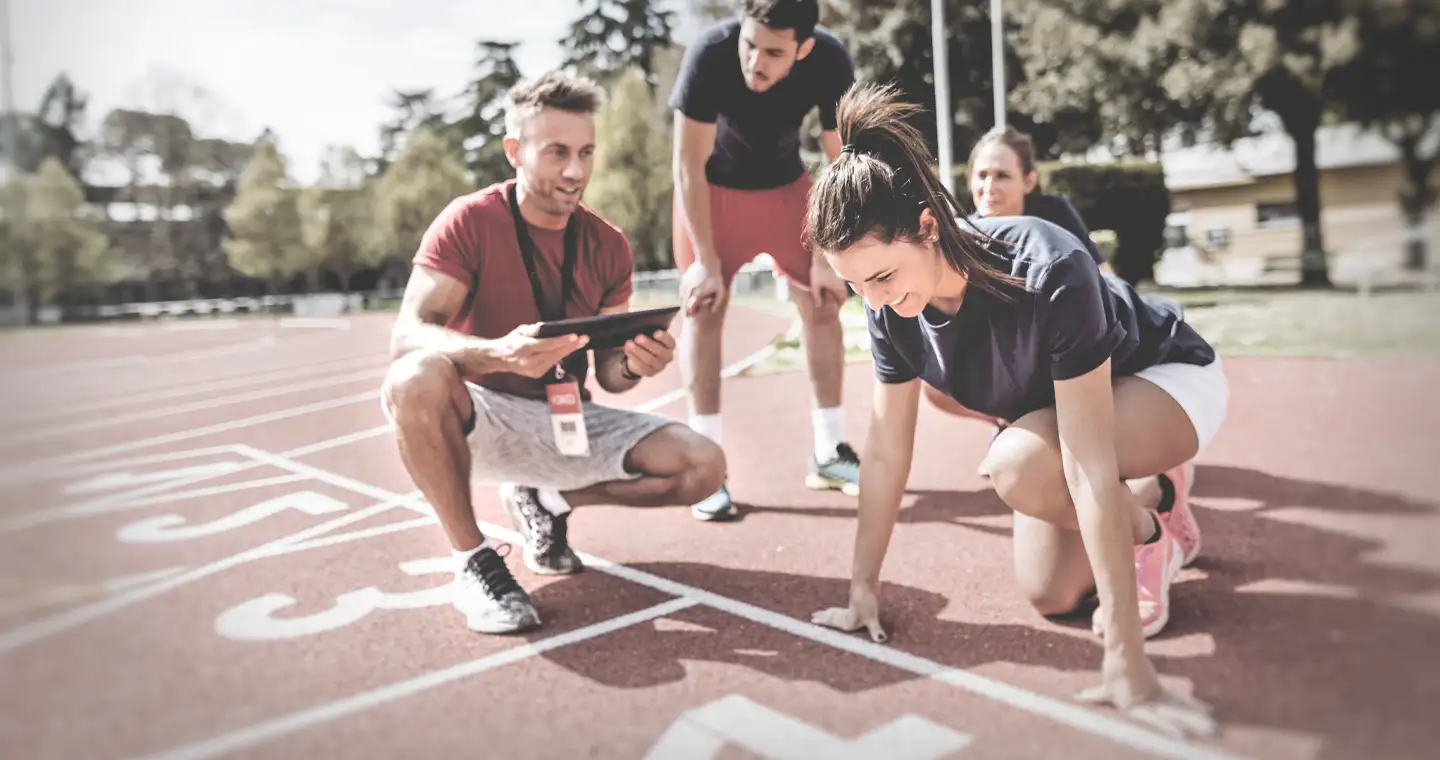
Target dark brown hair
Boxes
[743,0,818,41]
[503,70,606,138]
[807,82,1022,298]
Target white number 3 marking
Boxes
[213,557,453,641]
[116,491,350,544]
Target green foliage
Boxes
[561,0,677,93]
[1043,161,1171,286]
[222,136,307,289]
[298,146,386,292]
[371,128,472,261]
[0,158,117,311]
[453,41,525,187]
[585,62,677,272]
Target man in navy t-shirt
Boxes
[668,0,860,521]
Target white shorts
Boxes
[1134,355,1230,453]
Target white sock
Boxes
[689,413,722,446]
[536,487,571,516]
[452,538,494,573]
[813,406,845,461]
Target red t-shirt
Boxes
[413,179,634,399]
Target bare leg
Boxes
[679,294,728,418]
[983,376,1199,615]
[383,350,484,552]
[561,424,726,507]
[788,279,845,411]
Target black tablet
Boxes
[535,306,681,350]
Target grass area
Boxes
[726,284,1440,377]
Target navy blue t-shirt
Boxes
[868,215,1216,423]
[668,19,855,190]
[969,193,1105,268]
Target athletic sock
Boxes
[812,406,845,461]
[453,538,494,573]
[536,487,572,516]
[690,413,722,446]
[1154,473,1177,514]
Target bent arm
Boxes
[673,115,719,269]
[591,303,643,395]
[1053,359,1145,654]
[850,377,922,591]
[389,265,507,376]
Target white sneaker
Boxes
[453,544,541,634]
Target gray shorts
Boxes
[382,381,678,492]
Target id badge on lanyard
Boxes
[509,183,590,457]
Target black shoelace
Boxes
[468,547,523,600]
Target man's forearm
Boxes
[675,160,719,268]
[593,350,641,394]
[391,320,504,377]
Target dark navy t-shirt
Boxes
[969,193,1105,267]
[868,215,1216,423]
[668,19,855,190]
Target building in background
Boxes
[1156,122,1439,287]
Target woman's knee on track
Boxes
[1021,579,1094,619]
[985,422,1069,523]
[383,350,466,427]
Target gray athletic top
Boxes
[867,215,1216,423]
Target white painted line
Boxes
[234,446,429,516]
[9,354,377,427]
[163,320,241,331]
[0,391,379,486]
[134,598,699,760]
[0,337,281,380]
[262,515,438,558]
[0,368,386,446]
[237,456,1245,760]
[0,566,188,617]
[645,694,972,760]
[0,491,417,654]
[279,317,351,330]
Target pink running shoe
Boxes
[1157,462,1202,567]
[1093,517,1185,639]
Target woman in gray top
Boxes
[806,83,1226,740]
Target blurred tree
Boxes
[1332,0,1440,270]
[376,89,449,174]
[1009,0,1366,287]
[692,0,736,23]
[222,135,306,295]
[371,128,472,262]
[0,73,88,176]
[822,0,1102,175]
[299,145,387,293]
[0,158,116,324]
[586,59,679,271]
[452,41,524,187]
[560,0,678,93]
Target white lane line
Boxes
[0,336,282,380]
[0,490,419,654]
[7,354,378,428]
[0,368,386,446]
[229,452,1247,760]
[0,390,379,486]
[133,598,698,760]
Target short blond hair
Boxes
[504,70,606,139]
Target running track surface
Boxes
[0,309,1436,760]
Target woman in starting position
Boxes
[807,83,1226,737]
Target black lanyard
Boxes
[507,181,583,379]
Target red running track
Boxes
[0,308,1437,760]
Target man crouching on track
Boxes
[382,70,726,635]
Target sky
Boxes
[8,0,707,183]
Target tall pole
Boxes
[0,0,17,176]
[931,0,953,195]
[991,0,1005,129]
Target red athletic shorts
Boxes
[672,172,814,288]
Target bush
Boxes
[951,159,1171,285]
[1042,161,1170,285]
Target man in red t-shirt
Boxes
[382,71,725,635]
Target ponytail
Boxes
[806,82,1022,298]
